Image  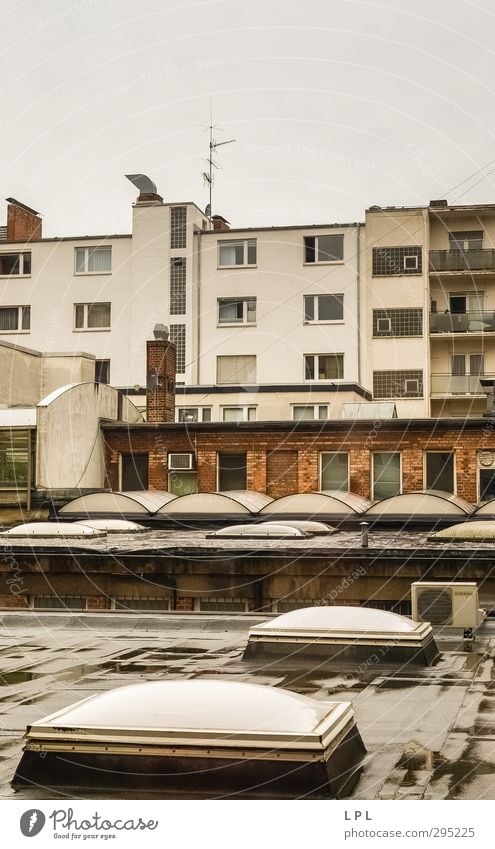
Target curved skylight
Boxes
[259,520,334,535]
[261,491,371,517]
[253,605,418,633]
[2,522,105,538]
[208,523,307,538]
[60,491,176,516]
[161,491,270,515]
[430,520,495,541]
[365,490,472,517]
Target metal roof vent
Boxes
[13,680,366,798]
[207,523,307,539]
[244,605,439,666]
[1,522,106,539]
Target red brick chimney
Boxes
[211,214,230,231]
[6,198,42,241]
[146,331,176,423]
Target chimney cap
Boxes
[153,323,169,341]
[5,197,40,216]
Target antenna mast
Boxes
[202,105,235,220]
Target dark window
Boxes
[0,252,31,275]
[304,234,344,263]
[170,258,186,314]
[321,453,349,491]
[305,354,344,380]
[373,308,423,337]
[373,452,401,499]
[32,595,85,610]
[425,452,454,493]
[449,231,483,250]
[170,206,187,249]
[199,598,247,612]
[114,597,170,611]
[373,370,423,399]
[121,453,148,490]
[479,469,495,501]
[304,294,344,321]
[95,360,110,383]
[372,246,422,276]
[218,452,247,490]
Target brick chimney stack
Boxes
[6,198,42,241]
[146,336,176,423]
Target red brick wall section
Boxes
[103,421,495,503]
[146,340,176,423]
[6,203,42,241]
[86,596,109,610]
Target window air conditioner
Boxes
[168,453,195,471]
[411,581,485,628]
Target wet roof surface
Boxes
[0,612,494,800]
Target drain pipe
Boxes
[360,521,369,548]
[356,222,362,386]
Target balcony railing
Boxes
[430,373,493,394]
[430,311,495,333]
[429,249,495,272]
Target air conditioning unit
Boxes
[168,453,195,471]
[411,582,485,628]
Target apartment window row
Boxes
[320,450,455,498]
[373,370,423,399]
[215,354,345,384]
[176,405,330,423]
[216,294,344,325]
[0,247,112,278]
[170,324,186,373]
[372,246,422,276]
[170,257,186,314]
[372,308,423,337]
[170,206,187,249]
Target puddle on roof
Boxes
[0,670,38,685]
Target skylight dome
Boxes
[1,522,105,538]
[430,520,495,541]
[207,523,307,538]
[13,680,365,798]
[79,519,145,534]
[244,605,439,666]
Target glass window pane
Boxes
[223,407,243,422]
[373,452,401,499]
[202,408,212,422]
[246,298,256,322]
[247,407,256,421]
[317,234,344,261]
[0,430,30,487]
[218,453,247,490]
[0,308,19,330]
[87,303,110,328]
[321,453,349,491]
[318,405,328,419]
[293,406,314,420]
[218,300,241,322]
[23,253,31,274]
[304,355,315,380]
[88,247,111,273]
[479,469,495,501]
[304,296,315,321]
[178,408,199,422]
[318,294,344,321]
[21,306,31,330]
[75,305,84,328]
[121,453,148,490]
[75,249,86,273]
[318,355,343,379]
[169,471,198,496]
[247,240,257,264]
[426,452,454,492]
[304,237,315,263]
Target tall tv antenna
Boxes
[202,104,235,220]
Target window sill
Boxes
[305,377,345,382]
[372,334,424,339]
[303,320,345,325]
[0,329,30,334]
[73,327,111,332]
[0,274,31,279]
[74,271,112,276]
[217,265,257,270]
[217,322,257,328]
[303,261,344,267]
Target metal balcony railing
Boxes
[430,311,495,333]
[430,373,493,394]
[429,249,495,272]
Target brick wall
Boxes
[146,339,176,423]
[104,420,495,503]
[6,201,42,241]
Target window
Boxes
[372,246,422,276]
[218,452,247,490]
[451,354,484,376]
[304,234,344,263]
[292,405,328,420]
[449,231,483,251]
[74,302,111,330]
[449,292,483,314]
[320,452,349,491]
[425,451,454,493]
[373,452,401,500]
[222,406,256,422]
[0,430,30,487]
[75,246,112,274]
[479,467,495,502]
[373,308,423,337]
[177,407,212,423]
[198,598,248,612]
[304,354,344,380]
[218,297,256,325]
[170,324,186,373]
[32,596,85,610]
[218,239,256,267]
[114,597,170,611]
[170,258,186,315]
[373,370,423,399]
[95,359,110,384]
[304,294,344,322]
[0,252,31,276]
[0,306,30,332]
[217,355,256,384]
[170,206,187,249]
[168,471,198,496]
[120,453,148,490]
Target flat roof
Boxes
[0,611,494,800]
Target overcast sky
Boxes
[2,0,495,236]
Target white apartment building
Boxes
[1,185,495,421]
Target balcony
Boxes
[430,373,493,395]
[429,249,495,273]
[430,311,495,333]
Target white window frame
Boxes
[304,353,344,381]
[74,302,111,331]
[0,305,30,334]
[218,239,257,268]
[221,406,257,422]
[403,254,419,271]
[217,297,257,325]
[216,355,256,385]
[176,407,212,423]
[404,378,420,394]
[423,450,456,494]
[319,451,350,492]
[371,452,402,501]
[304,234,344,264]
[74,245,112,275]
[292,404,328,421]
[0,251,31,277]
[303,294,344,324]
